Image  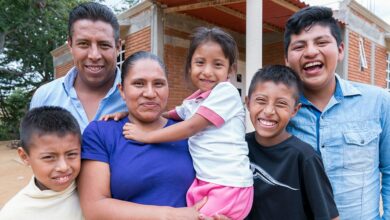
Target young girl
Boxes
[121,27,253,220]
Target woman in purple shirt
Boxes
[78,51,203,219]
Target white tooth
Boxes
[304,62,321,68]
[259,119,276,126]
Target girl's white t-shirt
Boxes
[175,82,253,187]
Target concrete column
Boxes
[245,0,262,132]
[151,4,164,58]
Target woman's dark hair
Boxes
[20,106,81,154]
[248,65,303,105]
[68,2,120,43]
[121,51,167,85]
[284,6,342,57]
[184,27,238,82]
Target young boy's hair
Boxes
[248,65,303,105]
[185,27,238,81]
[284,6,342,56]
[20,106,81,154]
[121,51,167,86]
[68,2,120,43]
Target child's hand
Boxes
[100,111,129,121]
[122,122,148,142]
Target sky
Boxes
[302,0,390,24]
[104,0,390,25]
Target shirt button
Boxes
[361,140,365,144]
[321,145,325,148]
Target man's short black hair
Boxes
[68,2,120,43]
[284,6,342,57]
[248,65,303,105]
[20,106,81,154]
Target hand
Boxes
[203,214,230,220]
[162,197,207,220]
[122,122,148,142]
[100,111,129,121]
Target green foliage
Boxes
[0,0,138,140]
[0,0,86,140]
[0,89,29,140]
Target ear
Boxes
[118,83,125,100]
[229,63,238,75]
[284,57,290,67]
[245,96,250,109]
[17,147,30,166]
[291,103,302,118]
[67,37,73,53]
[337,41,345,62]
[116,39,122,54]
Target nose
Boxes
[55,157,69,172]
[303,43,319,58]
[143,84,156,98]
[263,104,275,115]
[88,44,102,61]
[202,64,212,77]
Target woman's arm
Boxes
[123,114,210,143]
[78,160,202,220]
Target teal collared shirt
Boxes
[287,74,390,220]
[30,67,127,132]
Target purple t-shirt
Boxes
[82,118,195,207]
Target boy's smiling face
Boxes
[246,81,300,147]
[18,133,81,192]
[285,24,344,92]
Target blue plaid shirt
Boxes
[287,74,390,220]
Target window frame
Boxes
[359,37,368,70]
[116,40,126,70]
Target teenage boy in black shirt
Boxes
[245,65,339,220]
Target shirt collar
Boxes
[62,66,121,97]
[299,73,361,106]
[185,89,212,100]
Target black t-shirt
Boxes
[245,132,339,220]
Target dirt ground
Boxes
[0,141,32,208]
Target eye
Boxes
[255,98,267,105]
[41,155,55,161]
[100,43,112,49]
[215,62,224,68]
[132,81,144,88]
[194,60,204,66]
[291,45,304,51]
[317,41,329,47]
[276,101,288,108]
[154,81,166,88]
[77,41,89,48]
[67,152,80,159]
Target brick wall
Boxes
[263,42,285,66]
[125,27,151,58]
[55,60,74,78]
[375,45,387,88]
[164,28,194,110]
[347,31,371,84]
